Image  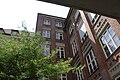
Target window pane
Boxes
[104,46,111,57]
[89,51,93,60]
[113,35,120,46]
[92,61,97,70]
[100,37,106,46]
[104,32,110,42]
[108,27,115,36]
[89,64,93,73]
[57,51,60,58]
[108,41,116,52]
[87,56,90,63]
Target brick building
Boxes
[36,13,68,80]
[36,9,120,80]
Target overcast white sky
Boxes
[0,0,69,32]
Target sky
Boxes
[0,0,69,32]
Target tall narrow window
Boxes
[41,45,50,56]
[77,20,87,43]
[42,30,50,38]
[76,70,84,80]
[100,26,120,58]
[57,47,65,58]
[56,32,63,40]
[86,49,98,74]
[75,58,84,80]
[69,25,73,35]
[70,38,78,56]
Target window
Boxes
[75,58,84,80]
[41,45,50,56]
[69,25,73,35]
[76,70,84,80]
[42,30,50,38]
[44,19,51,25]
[87,12,99,24]
[100,26,120,58]
[86,49,98,74]
[56,22,62,27]
[77,20,87,43]
[60,74,67,80]
[57,47,65,58]
[71,39,78,56]
[56,32,63,40]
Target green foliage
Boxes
[0,31,74,80]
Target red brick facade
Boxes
[36,10,120,80]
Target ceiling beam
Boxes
[37,0,120,19]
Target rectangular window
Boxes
[44,19,51,25]
[41,45,50,56]
[76,70,84,80]
[86,49,98,74]
[100,26,120,58]
[60,74,67,80]
[56,22,62,27]
[57,47,65,58]
[71,39,78,56]
[77,20,87,43]
[56,32,63,40]
[74,57,84,80]
[42,30,50,38]
[87,12,100,25]
[69,25,73,35]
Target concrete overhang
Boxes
[37,0,120,19]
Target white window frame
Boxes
[76,70,84,80]
[99,26,120,58]
[57,47,65,58]
[74,58,84,80]
[71,39,78,56]
[41,45,50,56]
[44,19,51,25]
[56,21,62,27]
[87,12,99,25]
[56,32,63,40]
[42,30,50,38]
[86,49,98,74]
[60,74,67,80]
[115,75,120,80]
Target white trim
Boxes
[115,75,120,80]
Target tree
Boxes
[0,31,74,80]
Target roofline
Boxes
[38,13,66,20]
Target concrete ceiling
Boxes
[37,0,120,19]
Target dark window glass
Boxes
[104,46,111,57]
[89,51,93,60]
[87,56,90,63]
